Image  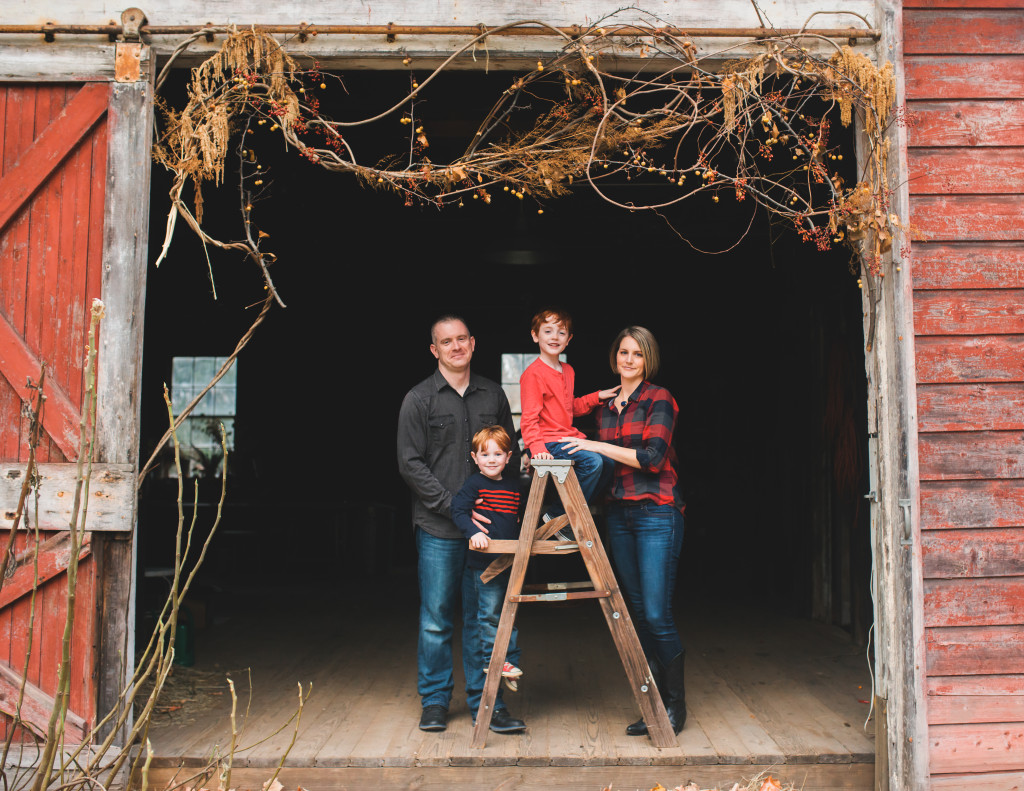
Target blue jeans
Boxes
[605,502,684,669]
[472,570,521,675]
[543,442,614,517]
[415,528,507,712]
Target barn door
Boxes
[0,81,122,744]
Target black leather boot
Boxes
[664,650,687,733]
[625,658,662,736]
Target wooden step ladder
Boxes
[471,458,676,748]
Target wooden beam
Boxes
[0,659,88,743]
[904,10,1024,55]
[908,101,1024,148]
[927,625,1024,675]
[0,82,108,235]
[911,242,1024,290]
[923,527,1024,579]
[0,462,136,532]
[905,56,1024,100]
[918,383,1024,432]
[93,62,154,742]
[0,532,91,609]
[871,2,930,789]
[0,310,82,460]
[139,764,876,791]
[921,480,1024,530]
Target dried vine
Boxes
[153,11,901,307]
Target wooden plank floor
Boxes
[143,576,874,787]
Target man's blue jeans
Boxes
[605,501,684,669]
[416,527,509,712]
[543,442,614,517]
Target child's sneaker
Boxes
[485,661,524,691]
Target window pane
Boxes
[194,357,216,383]
[215,387,236,415]
[502,383,520,413]
[172,357,193,385]
[192,389,212,416]
[501,353,522,384]
[171,385,190,413]
[219,360,238,386]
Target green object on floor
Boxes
[173,605,195,667]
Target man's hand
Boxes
[469,531,490,550]
[471,498,492,533]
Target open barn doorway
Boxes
[136,68,874,775]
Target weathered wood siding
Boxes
[0,82,110,735]
[904,1,1024,787]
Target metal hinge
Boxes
[115,8,146,82]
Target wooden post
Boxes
[93,45,154,741]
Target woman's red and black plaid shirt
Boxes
[596,380,685,512]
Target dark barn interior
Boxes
[135,69,875,771]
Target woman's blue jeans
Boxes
[416,528,511,712]
[605,502,684,669]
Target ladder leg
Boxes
[471,470,548,748]
[554,469,677,748]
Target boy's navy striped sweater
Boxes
[451,472,522,570]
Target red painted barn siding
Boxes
[904,2,1024,787]
[0,82,109,737]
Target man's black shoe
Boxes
[419,704,448,732]
[489,708,526,734]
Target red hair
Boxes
[472,425,514,454]
[530,307,573,336]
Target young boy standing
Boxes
[451,426,525,696]
[519,308,620,527]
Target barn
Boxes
[0,2,1021,790]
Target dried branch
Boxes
[151,11,901,306]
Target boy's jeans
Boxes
[542,441,614,517]
[472,570,521,676]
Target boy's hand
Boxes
[533,451,554,460]
[472,498,492,533]
[469,532,490,550]
[598,384,622,400]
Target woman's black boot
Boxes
[664,650,687,733]
[625,658,662,735]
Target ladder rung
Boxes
[522,581,595,592]
[480,539,580,555]
[510,590,610,603]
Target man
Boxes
[397,315,526,734]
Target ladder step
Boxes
[522,581,595,592]
[480,539,580,555]
[510,590,610,603]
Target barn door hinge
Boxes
[115,8,147,82]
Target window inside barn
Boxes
[170,356,237,477]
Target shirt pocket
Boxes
[476,412,498,428]
[428,414,456,445]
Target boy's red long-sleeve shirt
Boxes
[519,357,601,457]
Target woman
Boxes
[558,326,686,735]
